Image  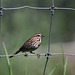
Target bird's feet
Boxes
[30,51,40,58]
[24,52,28,57]
[36,54,40,58]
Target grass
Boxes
[48,67,56,75]
[2,42,30,75]
[63,57,68,75]
[61,46,68,75]
[2,42,13,75]
[1,43,69,75]
[25,64,28,75]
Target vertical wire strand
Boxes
[0,0,2,32]
[48,0,54,53]
[52,0,54,7]
[43,12,54,75]
[43,58,49,75]
[43,0,54,75]
[0,12,1,32]
[1,0,2,8]
[48,14,53,53]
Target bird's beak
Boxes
[42,35,44,38]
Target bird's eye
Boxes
[37,35,40,37]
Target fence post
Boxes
[0,0,3,32]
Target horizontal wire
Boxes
[2,6,50,10]
[1,6,75,11]
[0,53,75,58]
[52,53,75,56]
[54,7,75,11]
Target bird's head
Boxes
[34,33,44,38]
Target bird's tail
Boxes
[9,50,21,58]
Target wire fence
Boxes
[0,0,75,75]
[0,53,75,58]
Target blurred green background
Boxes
[0,0,75,75]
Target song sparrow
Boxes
[9,33,44,58]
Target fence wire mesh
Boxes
[0,0,75,75]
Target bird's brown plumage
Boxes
[9,33,44,58]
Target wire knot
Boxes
[0,7,3,16]
[45,53,52,59]
[0,55,2,58]
[51,6,54,15]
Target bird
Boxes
[9,33,44,58]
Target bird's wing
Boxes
[19,37,35,51]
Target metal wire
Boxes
[1,6,75,11]
[1,0,2,8]
[43,0,54,75]
[43,58,49,75]
[54,7,75,11]
[0,53,75,58]
[48,11,54,53]
[52,53,75,56]
[0,0,3,32]
[0,15,1,32]
[3,6,50,10]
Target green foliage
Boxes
[25,66,27,75]
[61,46,68,75]
[2,42,13,75]
[63,57,68,75]
[61,46,65,67]
[48,67,56,75]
